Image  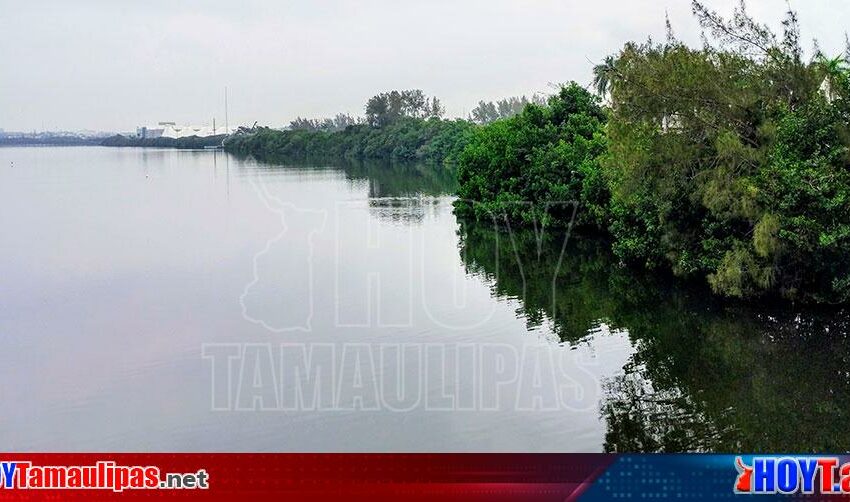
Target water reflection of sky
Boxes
[0,147,633,452]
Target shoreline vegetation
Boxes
[123,1,850,304]
[100,134,226,149]
[223,117,474,165]
[223,89,476,165]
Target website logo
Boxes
[734,456,845,495]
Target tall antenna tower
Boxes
[224,86,229,135]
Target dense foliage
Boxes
[101,134,225,149]
[602,2,850,302]
[224,117,474,165]
[456,1,850,303]
[454,83,608,229]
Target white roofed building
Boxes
[136,121,233,139]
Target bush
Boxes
[454,83,608,229]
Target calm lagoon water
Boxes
[1,146,849,452]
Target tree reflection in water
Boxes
[247,156,459,225]
[457,220,850,452]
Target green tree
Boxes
[470,100,499,124]
[366,89,444,126]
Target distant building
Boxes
[136,121,232,139]
[820,77,836,103]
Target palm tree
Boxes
[592,55,617,98]
[819,55,847,76]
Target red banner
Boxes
[0,454,615,501]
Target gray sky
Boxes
[1,0,848,132]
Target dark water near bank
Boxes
[1,146,848,452]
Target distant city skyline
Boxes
[2,0,849,131]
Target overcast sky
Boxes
[1,0,848,132]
